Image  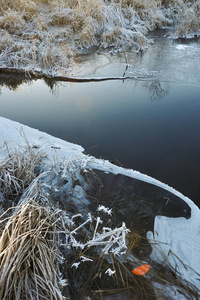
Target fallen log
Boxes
[0,67,151,83]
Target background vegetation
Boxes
[0,0,199,74]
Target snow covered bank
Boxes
[0,116,200,299]
[0,0,199,76]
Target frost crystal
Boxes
[105,268,116,276]
[71,262,81,269]
[80,256,93,262]
[59,278,68,287]
[97,205,112,215]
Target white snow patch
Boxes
[176,45,188,50]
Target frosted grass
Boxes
[0,0,199,76]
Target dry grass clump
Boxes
[174,1,200,37]
[101,27,129,48]
[0,0,38,14]
[79,18,99,47]
[0,11,25,34]
[0,30,13,51]
[35,16,49,31]
[49,7,73,27]
[101,26,148,50]
[84,0,105,25]
[0,139,43,201]
[121,0,160,10]
[0,199,66,300]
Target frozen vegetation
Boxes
[0,116,200,299]
[0,0,200,76]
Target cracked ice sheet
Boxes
[0,116,200,290]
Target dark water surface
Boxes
[0,78,200,206]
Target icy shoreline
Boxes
[0,116,200,299]
[0,116,198,212]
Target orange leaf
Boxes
[132,264,150,275]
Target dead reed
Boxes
[0,139,43,201]
[0,199,66,300]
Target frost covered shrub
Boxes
[174,2,200,37]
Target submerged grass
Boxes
[0,0,199,75]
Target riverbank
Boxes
[0,0,200,76]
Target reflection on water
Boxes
[0,76,200,208]
[0,74,30,93]
[143,81,169,101]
